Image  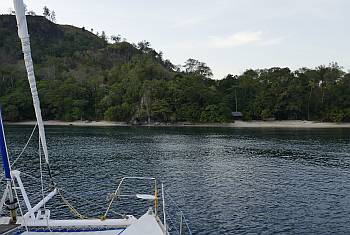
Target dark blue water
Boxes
[1,126,350,234]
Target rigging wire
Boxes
[36,132,89,220]
[0,123,126,222]
[0,122,89,221]
[164,190,192,235]
[0,124,37,181]
[11,123,37,167]
[11,171,120,220]
[39,137,51,231]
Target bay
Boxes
[1,126,350,234]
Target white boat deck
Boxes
[17,213,165,235]
[0,217,136,227]
[21,229,124,235]
[0,210,166,235]
[121,212,165,235]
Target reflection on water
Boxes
[1,126,350,234]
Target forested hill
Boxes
[0,15,349,123]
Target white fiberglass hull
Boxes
[21,230,124,235]
[1,210,166,235]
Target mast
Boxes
[13,0,49,164]
[0,107,17,223]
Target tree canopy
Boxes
[0,15,349,123]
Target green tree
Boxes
[43,6,50,18]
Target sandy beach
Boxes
[6,120,350,128]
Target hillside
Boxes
[0,15,349,123]
[0,15,106,62]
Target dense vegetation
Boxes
[0,15,349,123]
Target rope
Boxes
[56,189,88,219]
[33,123,82,221]
[8,171,90,221]
[10,171,120,221]
[0,122,125,222]
[1,122,88,223]
[57,188,125,218]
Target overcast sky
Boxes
[1,0,349,79]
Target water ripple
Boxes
[1,126,350,234]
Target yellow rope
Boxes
[154,181,158,214]
[57,189,88,220]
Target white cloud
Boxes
[209,31,264,48]
[173,31,283,50]
[172,16,211,28]
[258,36,284,46]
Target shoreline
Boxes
[5,120,350,128]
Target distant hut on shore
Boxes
[231,87,243,120]
[232,111,243,120]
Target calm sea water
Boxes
[1,126,350,234]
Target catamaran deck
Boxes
[0,224,20,234]
[1,211,166,235]
[12,228,125,235]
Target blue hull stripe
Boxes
[0,106,11,179]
